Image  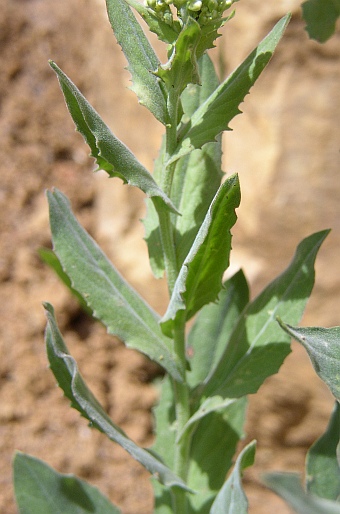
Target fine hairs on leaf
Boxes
[12,1,339,514]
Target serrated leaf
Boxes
[187,270,249,388]
[161,174,240,338]
[144,54,223,278]
[172,53,223,270]
[201,230,329,399]
[306,401,340,501]
[302,0,340,43]
[105,0,168,123]
[47,189,183,381]
[156,18,201,96]
[49,61,176,213]
[43,304,190,491]
[277,321,340,402]
[170,14,291,164]
[126,0,179,44]
[195,12,234,58]
[263,472,340,514]
[13,452,121,514]
[210,440,256,514]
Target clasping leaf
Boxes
[161,174,240,337]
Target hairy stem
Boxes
[171,317,191,513]
[158,88,180,294]
[161,88,192,513]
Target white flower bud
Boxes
[188,0,202,11]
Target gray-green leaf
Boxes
[210,440,256,514]
[39,248,92,316]
[302,0,340,43]
[49,61,175,213]
[144,54,223,278]
[201,230,329,399]
[263,472,340,514]
[161,174,240,338]
[277,321,340,402]
[44,304,189,491]
[187,398,248,513]
[156,17,201,96]
[306,401,340,501]
[170,14,291,164]
[105,0,168,124]
[13,452,121,514]
[187,269,249,388]
[47,189,183,381]
[126,0,179,45]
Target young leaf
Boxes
[263,472,340,514]
[277,321,340,402]
[155,18,201,96]
[126,0,179,45]
[105,0,168,124]
[187,269,249,388]
[306,401,340,501]
[49,61,176,213]
[201,230,330,400]
[210,440,256,514]
[13,452,121,514]
[302,0,340,43]
[160,174,240,338]
[44,303,190,492]
[195,12,234,59]
[47,189,183,381]
[170,14,291,164]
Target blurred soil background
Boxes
[0,0,339,512]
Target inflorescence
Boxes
[145,0,236,27]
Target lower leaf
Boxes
[277,320,340,402]
[263,472,340,514]
[13,452,121,514]
[210,441,256,514]
[187,398,248,513]
[44,303,190,492]
[306,401,340,500]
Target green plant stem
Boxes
[171,318,191,513]
[161,88,192,513]
[158,88,180,294]
[157,205,178,293]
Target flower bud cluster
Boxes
[145,0,235,27]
